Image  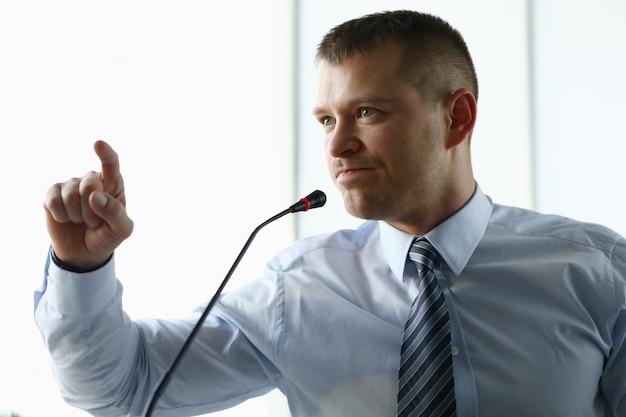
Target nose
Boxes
[325,120,362,158]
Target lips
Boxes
[331,158,376,179]
[333,165,377,186]
[338,167,368,177]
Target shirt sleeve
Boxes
[601,237,626,416]
[34,252,279,417]
[34,253,148,416]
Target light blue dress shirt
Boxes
[35,186,626,417]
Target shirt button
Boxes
[451,346,459,356]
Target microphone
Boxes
[288,189,327,213]
[142,190,327,417]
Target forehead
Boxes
[315,43,416,105]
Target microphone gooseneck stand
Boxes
[142,190,326,417]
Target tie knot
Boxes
[408,238,438,275]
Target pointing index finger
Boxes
[93,140,125,200]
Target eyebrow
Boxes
[311,107,327,117]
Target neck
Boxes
[388,179,476,236]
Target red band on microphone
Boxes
[299,197,311,212]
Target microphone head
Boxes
[289,190,327,213]
[305,190,327,209]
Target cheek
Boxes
[323,135,331,155]
[324,146,336,178]
[387,137,440,184]
[323,139,332,161]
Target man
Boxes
[35,10,626,417]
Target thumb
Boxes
[89,191,134,245]
[91,191,110,211]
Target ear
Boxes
[445,88,477,149]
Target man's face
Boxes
[314,43,450,228]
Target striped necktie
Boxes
[397,238,456,417]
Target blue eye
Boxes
[322,116,335,127]
[360,107,378,118]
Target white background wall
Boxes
[531,0,626,231]
[1,1,625,416]
[0,1,294,416]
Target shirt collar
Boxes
[380,184,493,281]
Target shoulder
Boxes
[267,220,381,272]
[489,203,624,254]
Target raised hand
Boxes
[44,140,134,269]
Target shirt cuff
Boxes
[51,249,113,273]
[44,252,120,318]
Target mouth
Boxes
[335,166,376,185]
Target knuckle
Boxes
[79,171,102,192]
[61,185,81,205]
[44,185,64,211]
